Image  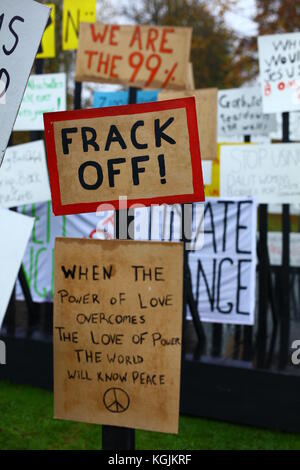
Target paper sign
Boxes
[220,143,300,204]
[0,141,51,208]
[0,0,50,166]
[93,90,159,108]
[268,232,300,267]
[44,97,205,215]
[218,87,277,137]
[36,3,55,59]
[0,209,34,329]
[202,161,212,185]
[14,73,66,131]
[258,32,300,113]
[54,238,183,433]
[62,0,96,51]
[75,23,192,90]
[159,89,217,160]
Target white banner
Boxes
[14,73,66,131]
[258,32,300,113]
[0,140,51,208]
[220,143,300,204]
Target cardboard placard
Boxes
[218,87,277,137]
[220,143,300,204]
[62,0,96,51]
[258,32,300,113]
[0,140,51,208]
[75,23,192,90]
[0,209,34,329]
[93,90,159,108]
[36,3,56,59]
[158,89,217,160]
[44,97,205,215]
[14,73,66,131]
[0,0,50,166]
[54,238,183,433]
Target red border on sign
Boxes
[43,97,205,216]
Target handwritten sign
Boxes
[62,0,96,51]
[93,90,159,108]
[44,97,204,215]
[158,89,217,160]
[0,0,50,166]
[75,24,192,90]
[186,62,195,90]
[36,3,55,59]
[218,87,277,137]
[268,232,300,267]
[0,209,34,329]
[54,238,183,433]
[14,73,66,131]
[258,32,300,113]
[220,143,300,204]
[0,141,50,208]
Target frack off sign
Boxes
[44,97,204,215]
[258,32,300,113]
[0,0,50,165]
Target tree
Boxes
[122,0,244,89]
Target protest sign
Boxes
[75,24,192,90]
[0,0,50,166]
[218,87,277,137]
[54,238,183,433]
[268,232,300,267]
[36,3,55,59]
[186,62,195,90]
[202,161,212,185]
[62,0,96,51]
[258,32,300,113]
[158,89,217,160]
[93,90,159,108]
[220,143,300,204]
[0,209,34,329]
[14,73,66,131]
[44,97,204,215]
[0,141,50,208]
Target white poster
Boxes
[0,209,34,329]
[202,161,212,185]
[0,0,50,165]
[258,32,300,113]
[0,141,51,208]
[14,73,66,131]
[220,143,300,204]
[218,87,277,137]
[268,232,300,267]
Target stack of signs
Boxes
[258,32,300,113]
[0,0,50,165]
[75,24,192,90]
[218,87,277,137]
[43,97,204,215]
[0,209,34,329]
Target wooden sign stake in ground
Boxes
[44,97,205,215]
[54,238,183,434]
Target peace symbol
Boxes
[103,387,130,413]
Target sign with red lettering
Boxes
[75,23,192,90]
[43,97,204,216]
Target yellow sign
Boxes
[62,0,96,51]
[36,4,55,59]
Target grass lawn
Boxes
[0,380,300,450]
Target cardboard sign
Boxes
[268,232,300,267]
[220,143,300,204]
[62,0,96,51]
[14,73,66,131]
[36,3,55,59]
[158,89,217,161]
[54,238,183,433]
[44,97,204,215]
[186,62,195,90]
[75,24,192,90]
[93,90,159,108]
[218,87,277,137]
[258,32,300,113]
[0,209,34,329]
[0,0,50,166]
[0,141,51,208]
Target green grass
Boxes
[0,381,300,450]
